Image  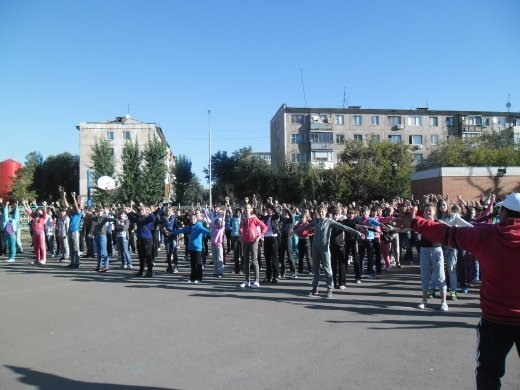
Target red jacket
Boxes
[239,215,267,243]
[412,216,520,325]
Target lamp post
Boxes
[208,109,212,207]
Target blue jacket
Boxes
[128,212,156,240]
[174,221,210,252]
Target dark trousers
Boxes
[278,234,295,275]
[189,250,203,282]
[232,236,242,273]
[476,317,520,390]
[345,239,361,280]
[359,239,375,277]
[297,237,312,273]
[373,237,382,274]
[0,231,6,256]
[330,244,346,286]
[225,230,231,253]
[137,238,153,275]
[264,236,279,280]
[106,232,113,256]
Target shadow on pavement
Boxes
[5,365,178,390]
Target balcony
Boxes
[310,161,335,169]
[310,123,333,131]
[462,125,483,133]
[310,142,333,151]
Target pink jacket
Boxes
[239,215,267,243]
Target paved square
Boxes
[0,252,518,389]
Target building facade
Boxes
[411,167,520,201]
[77,114,174,204]
[270,104,520,167]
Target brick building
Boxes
[410,167,520,201]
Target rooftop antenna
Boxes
[342,87,348,109]
[506,94,511,113]
[127,103,131,115]
[299,68,307,108]
[426,100,429,109]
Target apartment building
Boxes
[270,104,520,168]
[77,114,175,203]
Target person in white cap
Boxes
[393,193,520,390]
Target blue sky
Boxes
[1,0,519,183]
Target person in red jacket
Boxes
[239,203,267,288]
[394,193,520,390]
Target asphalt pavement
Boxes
[0,249,518,390]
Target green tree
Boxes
[9,151,42,202]
[140,137,168,205]
[174,154,202,205]
[118,139,142,204]
[33,153,79,203]
[90,138,116,206]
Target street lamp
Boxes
[208,109,212,207]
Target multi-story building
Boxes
[270,104,520,167]
[251,152,272,165]
[77,114,174,204]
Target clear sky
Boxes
[1,0,519,183]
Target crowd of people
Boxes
[1,190,519,389]
[0,191,495,300]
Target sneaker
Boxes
[251,281,260,288]
[417,299,427,309]
[427,288,436,299]
[355,279,362,284]
[308,289,319,297]
[218,274,223,278]
[100,267,108,273]
[134,271,144,277]
[240,281,251,288]
[385,266,392,272]
[194,280,200,284]
[187,280,192,283]
[291,272,297,279]
[94,266,101,272]
[72,264,80,269]
[165,267,173,274]
[66,263,74,268]
[339,285,346,290]
[271,278,279,284]
[440,302,449,312]
[368,274,376,279]
[6,259,15,263]
[280,273,286,279]
[173,267,179,273]
[450,291,458,300]
[461,287,469,294]
[144,272,153,278]
[326,290,333,299]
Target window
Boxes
[431,135,440,145]
[371,134,381,143]
[466,115,482,126]
[122,131,131,140]
[105,131,115,141]
[483,118,490,127]
[412,154,423,163]
[310,132,333,143]
[335,115,344,125]
[446,117,455,126]
[109,148,115,156]
[319,114,329,123]
[497,117,506,128]
[353,115,362,126]
[290,114,306,124]
[336,134,345,144]
[515,117,520,126]
[353,134,363,141]
[312,151,332,161]
[429,117,438,127]
[388,135,402,144]
[291,134,304,144]
[409,135,423,145]
[370,115,379,125]
[388,116,401,126]
[407,116,423,126]
[292,153,306,163]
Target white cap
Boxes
[496,193,520,213]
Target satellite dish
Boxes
[97,176,116,191]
